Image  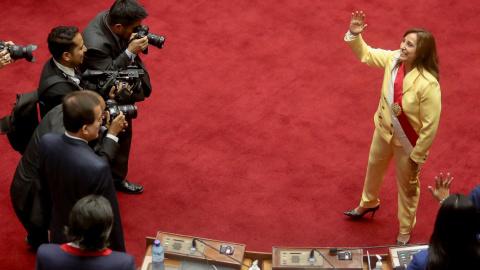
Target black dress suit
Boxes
[38,133,125,252]
[38,58,82,118]
[10,105,118,246]
[82,11,152,181]
[36,243,135,270]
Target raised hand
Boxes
[350,11,368,35]
[107,111,127,136]
[128,34,148,55]
[428,173,453,203]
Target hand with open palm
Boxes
[350,11,368,35]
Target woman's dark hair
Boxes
[395,28,439,82]
[107,0,148,27]
[426,194,480,270]
[62,91,101,133]
[47,26,79,60]
[65,195,113,251]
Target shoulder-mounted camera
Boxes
[82,66,144,103]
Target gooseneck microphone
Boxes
[191,238,197,251]
[309,249,315,261]
[313,249,338,270]
[192,238,252,269]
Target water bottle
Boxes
[152,239,165,270]
[373,254,383,270]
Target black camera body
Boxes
[105,99,137,124]
[82,66,144,103]
[133,25,165,54]
[0,41,37,62]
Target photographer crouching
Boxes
[81,0,165,194]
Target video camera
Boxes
[133,25,165,54]
[82,66,144,104]
[0,41,37,62]
[104,99,137,124]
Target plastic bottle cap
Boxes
[154,239,160,246]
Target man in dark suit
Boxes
[10,90,126,248]
[81,0,151,194]
[38,26,87,118]
[37,91,126,252]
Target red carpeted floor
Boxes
[1,0,480,269]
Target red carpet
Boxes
[1,0,480,269]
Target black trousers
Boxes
[111,117,133,182]
[12,198,48,246]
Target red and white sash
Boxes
[388,54,419,155]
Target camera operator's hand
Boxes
[0,41,14,69]
[127,34,148,55]
[109,83,131,100]
[108,86,116,100]
[107,111,128,136]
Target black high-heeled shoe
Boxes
[395,240,409,246]
[396,233,411,246]
[343,205,380,219]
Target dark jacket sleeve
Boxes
[468,185,480,211]
[37,136,53,229]
[96,137,119,164]
[92,164,126,252]
[407,250,428,270]
[84,46,132,71]
[89,127,119,164]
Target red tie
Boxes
[394,63,405,103]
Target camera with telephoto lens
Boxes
[0,41,37,62]
[105,99,137,124]
[82,66,144,104]
[133,25,165,54]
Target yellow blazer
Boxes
[346,34,441,164]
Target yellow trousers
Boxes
[360,129,420,234]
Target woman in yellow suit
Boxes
[343,11,441,245]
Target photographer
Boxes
[81,0,154,194]
[10,90,127,248]
[38,26,88,118]
[0,41,14,69]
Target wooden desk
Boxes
[140,235,251,270]
[141,237,394,270]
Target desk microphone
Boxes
[191,238,197,251]
[192,238,255,269]
[309,249,315,261]
[313,249,338,270]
